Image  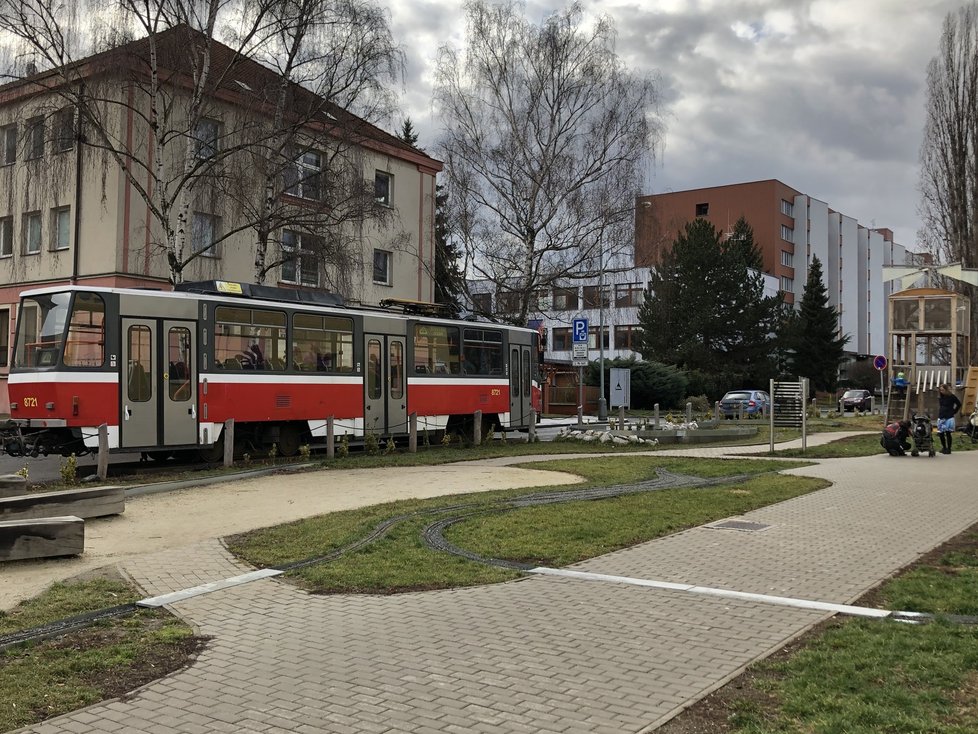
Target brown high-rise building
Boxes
[635,179,913,358]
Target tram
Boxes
[3,281,540,459]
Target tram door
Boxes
[363,334,407,435]
[121,318,198,449]
[509,345,532,427]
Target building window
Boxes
[615,282,643,308]
[0,309,7,367]
[551,327,571,351]
[781,224,793,242]
[372,248,392,285]
[193,118,220,159]
[51,207,70,251]
[55,109,75,152]
[285,150,322,200]
[470,291,491,314]
[781,199,794,217]
[780,250,793,267]
[375,171,392,206]
[26,117,44,159]
[281,230,320,287]
[192,212,220,257]
[588,326,609,350]
[780,276,793,292]
[0,217,12,257]
[552,286,577,311]
[496,290,521,314]
[614,325,642,351]
[583,285,611,309]
[695,202,709,216]
[1,124,15,165]
[24,212,41,254]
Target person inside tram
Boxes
[242,342,265,370]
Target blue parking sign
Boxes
[572,318,589,343]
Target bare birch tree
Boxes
[434,0,660,326]
[919,1,978,359]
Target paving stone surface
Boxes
[12,433,978,733]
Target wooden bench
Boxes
[0,486,125,522]
[0,516,85,561]
[0,475,28,498]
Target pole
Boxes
[577,365,584,426]
[880,369,885,423]
[597,247,607,422]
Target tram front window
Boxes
[13,292,71,368]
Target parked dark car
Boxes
[839,389,872,412]
[719,390,770,418]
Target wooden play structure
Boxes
[885,287,977,422]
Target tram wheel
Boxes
[197,437,224,463]
[276,425,301,457]
[146,450,174,462]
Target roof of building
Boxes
[0,24,439,168]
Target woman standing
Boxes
[937,384,963,454]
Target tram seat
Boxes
[224,357,242,370]
[415,365,428,374]
[170,361,188,380]
[268,357,285,371]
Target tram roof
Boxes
[16,283,538,334]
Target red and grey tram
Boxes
[4,281,540,459]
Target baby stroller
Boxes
[910,413,936,457]
[965,403,978,445]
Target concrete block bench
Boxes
[0,474,28,498]
[0,516,85,561]
[0,486,125,522]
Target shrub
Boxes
[337,434,350,458]
[364,432,379,455]
[586,357,688,409]
[59,454,78,485]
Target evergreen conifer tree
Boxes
[785,255,849,391]
[637,217,783,387]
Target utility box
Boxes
[609,368,631,408]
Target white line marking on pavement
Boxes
[528,567,894,619]
[136,569,283,608]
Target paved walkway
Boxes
[15,433,978,734]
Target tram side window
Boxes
[63,293,105,367]
[461,328,503,375]
[367,339,382,399]
[291,312,354,372]
[168,327,192,401]
[214,306,286,370]
[413,324,460,375]
[127,325,153,402]
[13,293,69,368]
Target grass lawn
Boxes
[660,527,978,734]
[228,455,820,593]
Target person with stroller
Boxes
[880,419,912,456]
[937,383,962,454]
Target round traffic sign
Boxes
[873,355,887,371]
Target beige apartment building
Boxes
[0,27,442,412]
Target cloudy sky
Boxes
[387,0,964,251]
